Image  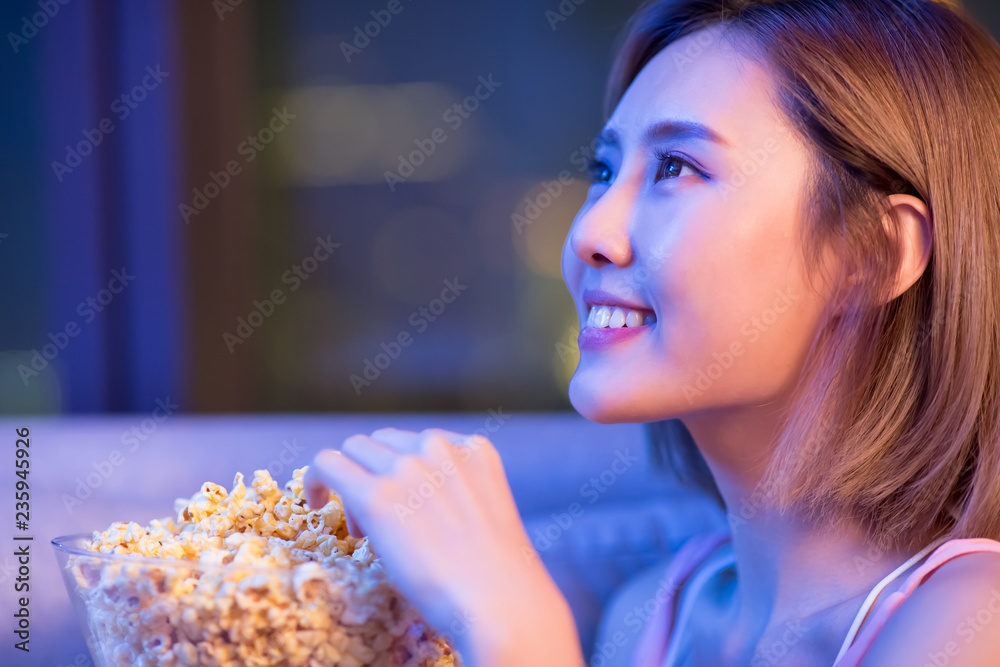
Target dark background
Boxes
[1,0,997,416]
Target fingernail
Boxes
[317,449,341,465]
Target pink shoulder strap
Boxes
[835,538,1000,666]
[631,531,732,667]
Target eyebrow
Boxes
[598,120,730,149]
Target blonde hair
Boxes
[613,0,1000,553]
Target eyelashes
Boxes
[586,159,613,184]
[653,149,701,182]
[586,151,704,186]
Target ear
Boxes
[883,193,932,301]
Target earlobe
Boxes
[884,193,933,301]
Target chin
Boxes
[568,374,648,424]
[568,363,703,425]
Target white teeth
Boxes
[586,305,654,329]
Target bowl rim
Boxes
[51,532,364,575]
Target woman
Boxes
[305,0,1000,665]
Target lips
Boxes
[582,288,653,314]
[578,289,656,351]
[586,305,655,329]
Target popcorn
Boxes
[66,466,459,667]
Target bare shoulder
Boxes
[859,549,1000,667]
[593,558,675,667]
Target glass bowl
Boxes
[52,534,458,667]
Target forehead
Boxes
[605,26,787,149]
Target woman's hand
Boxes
[304,427,584,667]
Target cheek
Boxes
[647,203,825,396]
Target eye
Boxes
[654,151,701,183]
[587,159,613,185]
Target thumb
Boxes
[303,462,366,538]
[344,508,365,539]
[303,467,332,511]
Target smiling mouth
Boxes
[585,305,657,329]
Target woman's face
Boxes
[562,26,838,424]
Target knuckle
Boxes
[418,429,454,458]
[312,447,340,468]
[465,432,495,455]
[419,427,449,441]
[476,438,504,467]
[365,479,400,511]
[341,434,368,455]
[394,453,427,479]
[468,432,495,450]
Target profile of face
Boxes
[561,26,840,425]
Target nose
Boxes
[568,186,635,269]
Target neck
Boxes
[681,405,935,650]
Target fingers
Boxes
[368,427,492,458]
[422,427,497,468]
[304,428,502,538]
[304,449,366,509]
[342,434,402,474]
[369,427,473,467]
[420,427,477,448]
[344,510,363,538]
[305,434,404,515]
[369,427,422,454]
[303,458,333,510]
[306,449,374,537]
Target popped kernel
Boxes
[67,465,459,667]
